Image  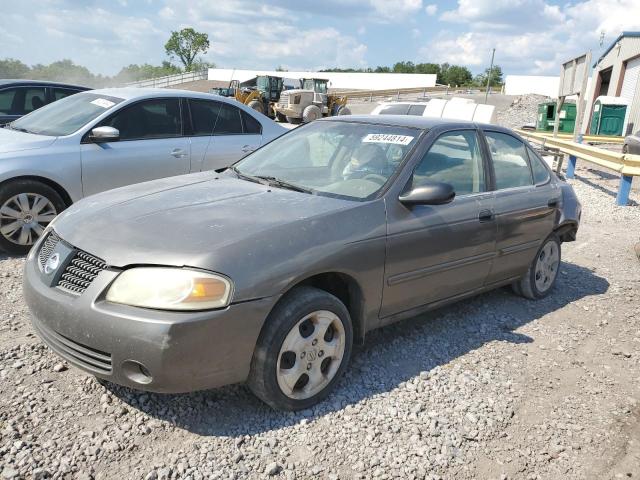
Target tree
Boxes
[474,65,503,87]
[392,61,416,73]
[0,58,30,78]
[415,62,441,78]
[164,27,210,71]
[441,65,473,87]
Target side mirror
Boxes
[399,181,455,206]
[89,126,119,143]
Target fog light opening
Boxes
[122,360,153,385]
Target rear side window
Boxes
[53,88,81,101]
[189,99,221,136]
[100,98,182,140]
[413,130,485,195]
[527,146,551,184]
[0,88,16,115]
[214,103,243,135]
[378,104,409,115]
[485,131,533,190]
[407,104,426,116]
[241,110,262,134]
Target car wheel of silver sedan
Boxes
[514,234,561,300]
[0,180,66,255]
[248,286,353,411]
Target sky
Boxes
[2,0,640,77]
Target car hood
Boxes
[54,171,360,270]
[0,127,57,154]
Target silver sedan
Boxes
[0,88,286,253]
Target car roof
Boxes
[0,79,91,89]
[323,114,513,134]
[86,87,244,103]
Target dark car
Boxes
[623,130,640,155]
[0,80,90,125]
[23,116,581,411]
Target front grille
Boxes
[38,231,60,269]
[33,318,112,373]
[57,251,107,294]
[37,231,107,295]
[278,93,289,108]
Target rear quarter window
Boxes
[527,146,551,184]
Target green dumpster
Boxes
[536,102,576,133]
[590,96,628,136]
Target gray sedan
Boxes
[24,116,581,410]
[0,88,285,253]
[623,130,640,154]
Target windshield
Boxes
[10,92,124,136]
[235,121,422,200]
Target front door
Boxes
[482,130,559,284]
[80,98,191,196]
[381,129,496,319]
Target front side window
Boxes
[235,121,421,200]
[10,92,125,136]
[412,130,485,196]
[485,131,533,190]
[100,98,182,141]
[241,110,262,135]
[0,87,46,115]
[214,103,243,135]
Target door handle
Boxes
[241,144,255,153]
[479,209,495,222]
[170,148,187,158]
[548,198,560,208]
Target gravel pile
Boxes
[1,165,639,480]
[497,94,552,130]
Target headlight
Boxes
[106,267,233,311]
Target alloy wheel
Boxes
[534,241,559,292]
[0,193,57,246]
[277,310,346,400]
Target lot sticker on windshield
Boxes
[90,98,116,109]
[362,134,414,145]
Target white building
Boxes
[504,76,560,97]
[207,68,437,90]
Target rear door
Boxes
[80,97,190,196]
[381,128,496,319]
[201,103,263,170]
[481,130,559,284]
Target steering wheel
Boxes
[362,174,387,185]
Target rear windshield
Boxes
[10,92,124,136]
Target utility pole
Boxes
[484,48,495,104]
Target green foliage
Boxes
[473,65,504,88]
[0,58,30,79]
[440,64,473,87]
[164,27,210,71]
[112,62,181,84]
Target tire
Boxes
[276,112,287,123]
[0,180,66,255]
[286,116,302,125]
[337,106,351,116]
[515,234,561,300]
[248,286,353,411]
[302,105,321,123]
[247,100,264,114]
[622,143,629,154]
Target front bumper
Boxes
[23,246,277,393]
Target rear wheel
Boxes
[248,287,353,411]
[276,112,287,123]
[515,234,561,299]
[0,180,65,255]
[337,106,351,116]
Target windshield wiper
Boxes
[6,124,31,134]
[253,176,313,194]
[230,166,263,185]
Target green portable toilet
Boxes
[536,101,577,133]
[590,96,628,136]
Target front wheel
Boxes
[248,287,353,411]
[0,180,65,255]
[514,234,561,299]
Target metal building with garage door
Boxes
[585,32,640,135]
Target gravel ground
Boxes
[1,163,639,480]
